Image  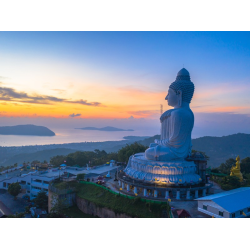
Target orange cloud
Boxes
[0,86,102,106]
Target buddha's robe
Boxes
[145,107,194,161]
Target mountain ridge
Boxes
[0,124,55,136]
[75,126,134,131]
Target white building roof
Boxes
[196,187,250,213]
[0,171,59,184]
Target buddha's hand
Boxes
[149,142,158,148]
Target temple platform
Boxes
[117,170,213,200]
[124,153,201,185]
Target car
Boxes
[96,180,105,185]
[96,175,105,185]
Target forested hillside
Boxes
[2,133,250,168]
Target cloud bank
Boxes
[0,86,102,106]
[69,113,81,118]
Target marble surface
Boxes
[124,153,201,184]
[145,68,195,161]
[125,68,202,184]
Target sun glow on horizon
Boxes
[1,32,250,122]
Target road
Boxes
[0,189,29,217]
[0,200,12,217]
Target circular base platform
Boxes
[124,153,202,185]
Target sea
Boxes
[0,128,157,147]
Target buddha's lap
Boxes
[145,145,175,161]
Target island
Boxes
[0,125,55,136]
[75,126,134,132]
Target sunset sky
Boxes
[1,32,250,137]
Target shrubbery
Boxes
[8,182,21,199]
[76,173,86,180]
[50,142,148,167]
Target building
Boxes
[196,187,250,218]
[0,171,58,200]
[186,151,208,184]
[176,209,191,218]
[29,175,56,200]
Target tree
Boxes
[117,142,148,162]
[65,154,75,166]
[94,149,107,158]
[8,182,21,199]
[191,149,209,160]
[216,158,236,175]
[227,176,241,187]
[107,152,118,161]
[8,212,25,218]
[33,191,48,211]
[76,173,85,181]
[50,194,69,216]
[72,151,88,166]
[50,155,65,167]
[220,176,241,190]
[241,157,250,175]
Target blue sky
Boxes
[0,31,250,137]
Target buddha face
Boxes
[165,88,180,107]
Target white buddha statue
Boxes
[124,68,201,184]
[145,68,195,161]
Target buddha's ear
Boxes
[177,90,182,106]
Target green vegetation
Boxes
[3,133,250,169]
[210,156,250,190]
[50,149,118,167]
[2,148,77,168]
[117,142,148,163]
[191,149,209,160]
[190,133,250,168]
[50,142,147,167]
[76,173,86,181]
[50,194,70,216]
[214,176,241,191]
[8,182,21,199]
[76,182,169,218]
[213,158,236,175]
[33,191,48,211]
[53,180,78,190]
[7,212,25,218]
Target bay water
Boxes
[0,128,157,147]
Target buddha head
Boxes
[165,68,195,107]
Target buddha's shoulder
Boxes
[171,108,194,118]
[161,109,174,117]
[160,109,174,122]
[160,108,193,122]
